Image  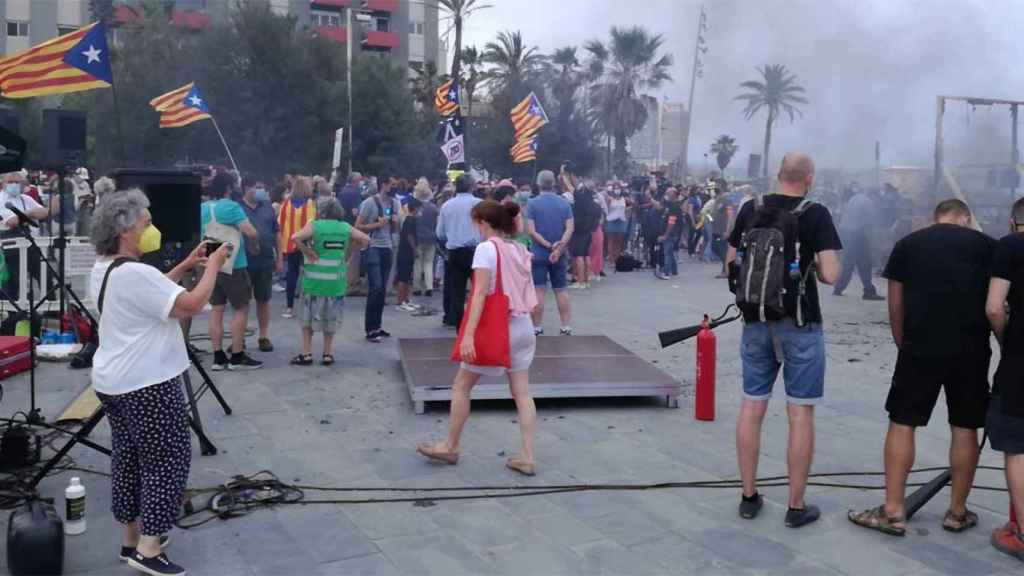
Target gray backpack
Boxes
[735,198,815,324]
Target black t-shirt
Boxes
[663,201,684,238]
[883,224,995,357]
[729,194,843,324]
[993,233,1024,351]
[398,215,417,260]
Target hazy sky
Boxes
[461,0,1024,172]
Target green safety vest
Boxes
[301,220,350,297]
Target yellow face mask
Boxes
[139,225,161,254]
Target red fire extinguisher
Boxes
[695,315,716,421]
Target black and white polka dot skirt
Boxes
[96,376,191,536]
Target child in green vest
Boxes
[290,198,370,365]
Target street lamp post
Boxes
[681,5,708,180]
[345,5,373,176]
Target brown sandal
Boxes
[416,442,459,465]
[505,456,536,476]
[943,509,979,533]
[848,505,907,536]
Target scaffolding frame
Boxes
[934,95,1022,204]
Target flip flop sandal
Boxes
[943,509,979,533]
[505,457,536,476]
[416,442,459,465]
[290,354,313,366]
[322,355,335,366]
[848,506,907,537]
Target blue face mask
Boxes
[4,183,20,196]
[253,188,269,202]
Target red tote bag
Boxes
[451,240,512,367]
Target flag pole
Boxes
[209,115,240,176]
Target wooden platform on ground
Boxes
[399,336,682,414]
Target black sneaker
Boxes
[785,504,821,528]
[376,329,392,338]
[413,290,423,296]
[739,492,764,519]
[120,535,170,561]
[366,332,383,343]
[862,293,885,302]
[211,351,229,371]
[425,290,433,297]
[127,551,186,576]
[228,352,263,371]
[258,338,274,352]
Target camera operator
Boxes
[88,189,230,576]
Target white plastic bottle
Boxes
[64,477,86,535]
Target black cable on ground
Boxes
[173,467,1012,530]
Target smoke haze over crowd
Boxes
[466,0,1024,172]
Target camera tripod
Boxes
[0,218,233,490]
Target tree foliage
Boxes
[51,3,444,180]
[710,135,738,171]
[735,64,808,177]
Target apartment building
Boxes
[1,1,444,73]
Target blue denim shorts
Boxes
[740,320,825,405]
[532,257,569,290]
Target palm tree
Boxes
[459,46,482,116]
[735,64,809,177]
[710,135,739,171]
[410,61,446,111]
[438,0,491,79]
[549,47,582,133]
[482,30,546,98]
[585,27,673,173]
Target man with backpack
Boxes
[726,153,842,528]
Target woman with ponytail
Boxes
[417,200,541,475]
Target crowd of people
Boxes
[4,150,1017,575]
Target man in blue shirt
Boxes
[436,174,481,329]
[201,172,262,370]
[241,177,282,353]
[527,170,574,335]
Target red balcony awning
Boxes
[170,10,211,31]
[365,0,397,12]
[316,26,349,44]
[362,30,398,49]
[311,0,350,9]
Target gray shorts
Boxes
[462,314,536,377]
[300,295,344,333]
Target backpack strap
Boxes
[98,257,136,315]
[788,199,817,327]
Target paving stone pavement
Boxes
[1,262,1021,575]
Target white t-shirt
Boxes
[0,194,43,231]
[471,241,530,318]
[89,259,190,396]
[606,195,627,222]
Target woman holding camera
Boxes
[89,190,230,576]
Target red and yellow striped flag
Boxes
[149,82,212,129]
[0,22,113,98]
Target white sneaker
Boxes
[282,308,294,319]
[272,283,286,293]
[560,327,573,336]
[569,283,586,290]
[398,303,418,312]
[533,327,544,336]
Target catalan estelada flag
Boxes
[510,92,548,139]
[511,136,538,164]
[0,22,113,98]
[149,82,212,128]
[434,78,459,117]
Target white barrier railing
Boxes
[0,236,97,314]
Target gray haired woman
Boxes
[88,189,230,576]
[289,197,370,365]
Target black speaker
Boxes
[112,169,202,246]
[7,501,64,576]
[0,109,20,135]
[42,109,87,168]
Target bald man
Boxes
[726,153,842,527]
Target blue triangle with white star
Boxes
[184,85,210,113]
[62,23,113,84]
